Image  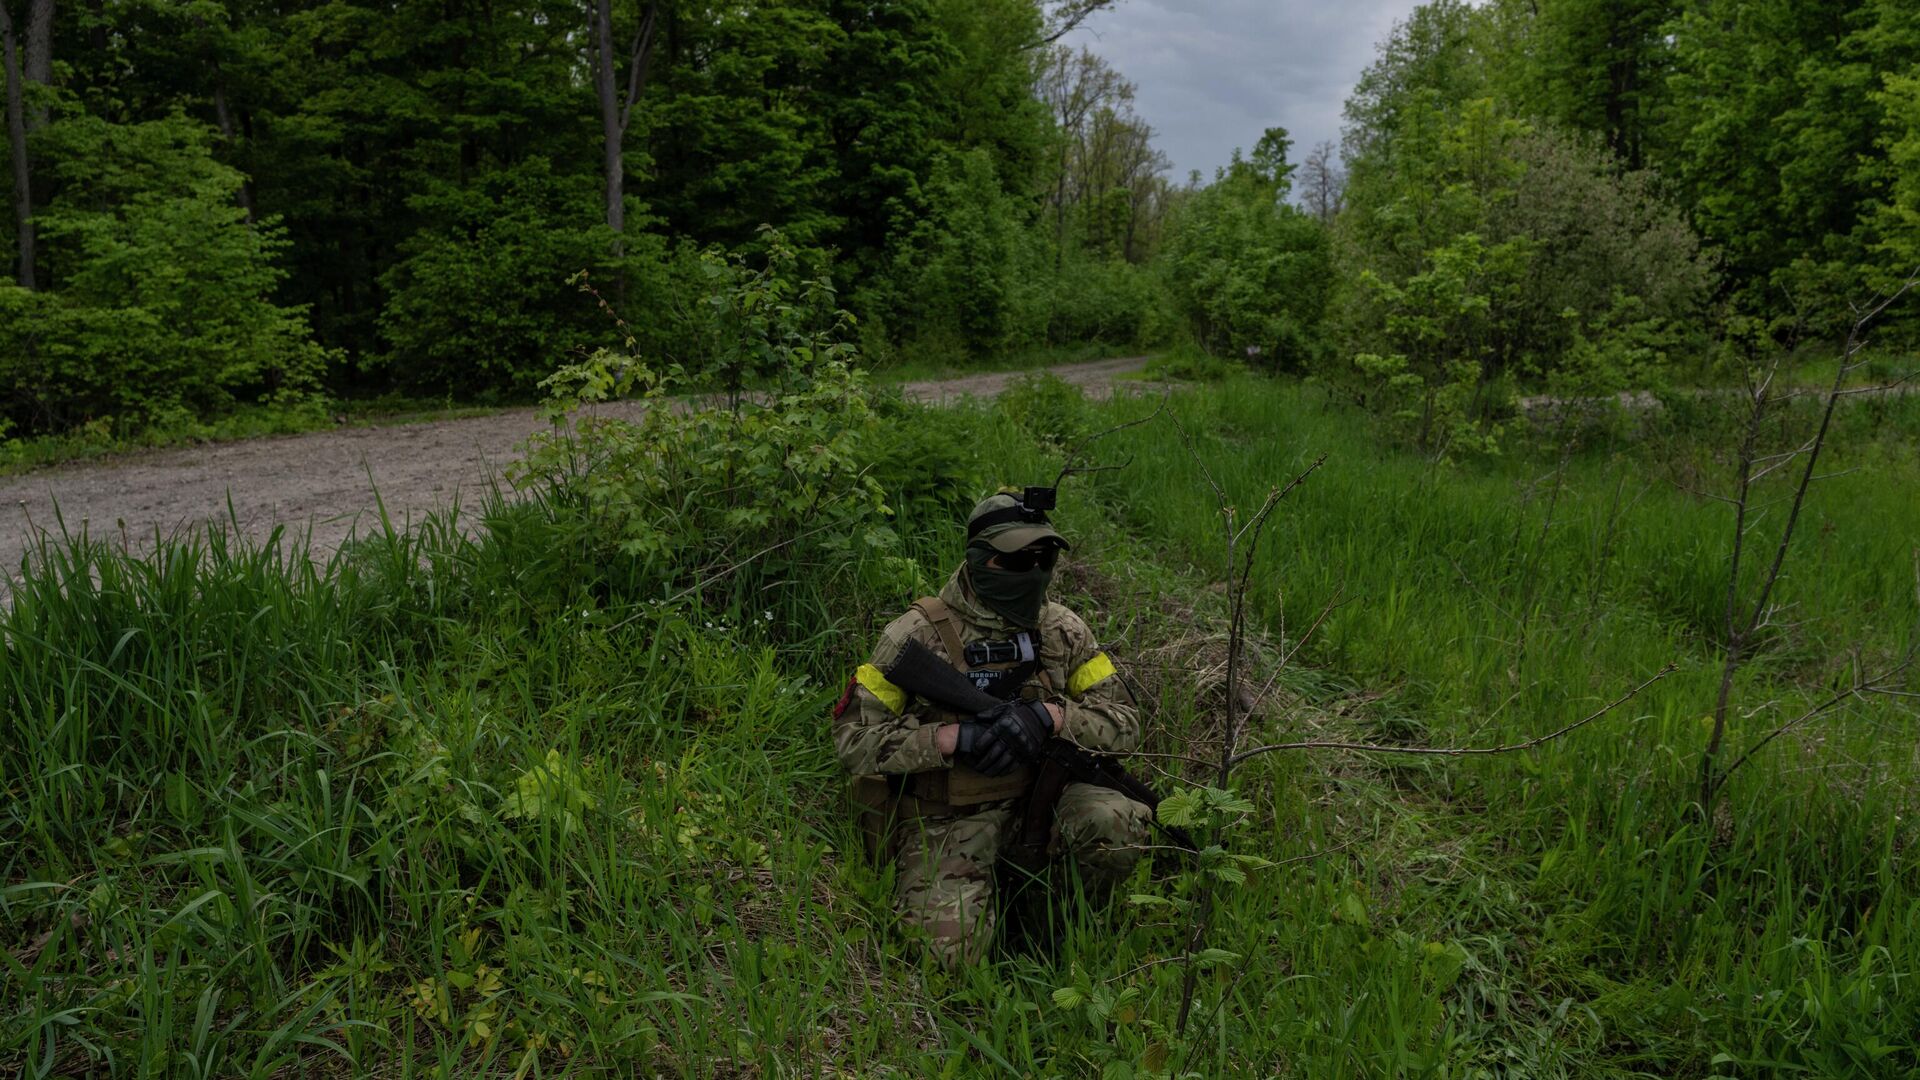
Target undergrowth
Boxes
[2,375,1916,1077]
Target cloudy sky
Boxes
[1059,0,1425,181]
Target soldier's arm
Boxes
[832,614,952,775]
[1050,607,1139,754]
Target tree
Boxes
[1334,91,1712,452]
[1299,140,1344,224]
[1,0,51,288]
[1162,135,1331,371]
[1038,46,1128,256]
[1341,0,1490,163]
[591,0,660,246]
[0,113,327,433]
[1535,0,1676,169]
[1661,0,1918,330]
[1248,126,1295,190]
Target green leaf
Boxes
[1156,789,1203,828]
[1338,892,1370,930]
[1051,987,1085,1010]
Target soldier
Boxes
[834,490,1151,967]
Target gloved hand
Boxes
[953,720,1018,777]
[979,699,1053,765]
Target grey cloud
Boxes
[1061,0,1425,180]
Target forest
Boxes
[0,0,1910,443]
[3,0,1920,1076]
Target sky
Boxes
[1059,0,1426,182]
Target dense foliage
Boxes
[6,373,1917,1074]
[0,0,1192,438]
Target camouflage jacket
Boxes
[834,567,1138,776]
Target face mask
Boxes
[966,544,1052,629]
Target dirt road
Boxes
[0,355,1149,589]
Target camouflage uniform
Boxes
[836,567,1149,967]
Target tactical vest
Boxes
[851,596,1055,857]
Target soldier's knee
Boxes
[1053,787,1151,880]
[896,855,997,967]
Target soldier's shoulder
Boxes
[871,605,938,663]
[1040,601,1095,644]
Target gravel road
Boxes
[0,355,1149,590]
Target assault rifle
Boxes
[884,638,1199,854]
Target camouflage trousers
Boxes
[891,783,1151,968]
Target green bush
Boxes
[0,114,329,436]
[515,233,905,602]
[1160,161,1332,372]
[870,148,1047,359]
[1333,96,1714,455]
[1043,256,1168,347]
[995,369,1091,448]
[375,159,658,398]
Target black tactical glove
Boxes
[953,720,1018,777]
[979,699,1053,765]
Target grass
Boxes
[2,372,1917,1076]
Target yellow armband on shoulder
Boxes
[855,663,907,715]
[1067,652,1117,697]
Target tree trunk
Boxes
[593,0,659,250]
[2,2,34,288]
[594,0,624,240]
[22,0,47,124]
[210,81,256,223]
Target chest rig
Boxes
[910,595,1051,718]
[850,597,1054,856]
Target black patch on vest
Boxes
[966,661,1037,702]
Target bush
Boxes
[1043,256,1168,347]
[1160,164,1332,372]
[375,159,658,398]
[0,113,329,436]
[995,370,1091,448]
[869,149,1047,359]
[1333,96,1714,454]
[515,233,905,603]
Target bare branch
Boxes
[1832,371,1919,397]
[1714,655,1916,790]
[1029,0,1120,48]
[1053,389,1168,489]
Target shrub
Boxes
[0,113,329,435]
[870,148,1047,358]
[1160,165,1332,372]
[1334,96,1714,454]
[514,233,904,603]
[375,158,658,398]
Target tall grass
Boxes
[3,377,1916,1076]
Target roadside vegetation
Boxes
[7,230,1919,1074]
[5,0,1920,1076]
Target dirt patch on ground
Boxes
[0,356,1149,592]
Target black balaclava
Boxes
[965,543,1052,629]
